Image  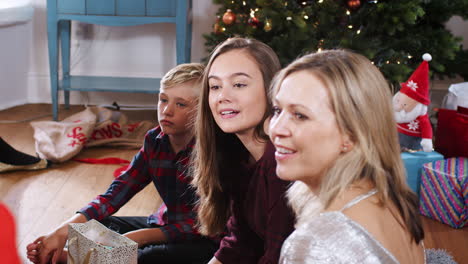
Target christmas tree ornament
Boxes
[204,0,468,85]
[248,16,261,28]
[264,19,272,32]
[222,9,236,25]
[347,0,361,9]
[214,23,222,34]
[213,15,222,34]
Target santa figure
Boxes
[393,53,433,152]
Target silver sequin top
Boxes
[280,190,426,264]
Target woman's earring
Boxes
[342,142,350,152]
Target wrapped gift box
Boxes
[401,151,444,194]
[419,157,468,228]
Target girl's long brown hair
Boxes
[191,38,281,235]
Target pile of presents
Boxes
[397,55,467,229]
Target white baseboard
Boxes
[0,98,28,111]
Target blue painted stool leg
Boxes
[60,20,71,109]
[186,1,192,63]
[176,0,189,64]
[47,20,59,120]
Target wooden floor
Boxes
[0,104,160,263]
[1,104,467,263]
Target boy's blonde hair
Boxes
[160,63,205,90]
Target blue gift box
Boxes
[401,151,444,195]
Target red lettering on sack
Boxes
[127,122,140,132]
[111,123,123,137]
[90,123,123,141]
[67,127,87,147]
[101,125,113,138]
[68,140,80,147]
[91,130,104,140]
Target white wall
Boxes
[429,15,468,90]
[24,0,218,109]
[447,16,468,48]
[0,22,31,109]
[0,3,466,110]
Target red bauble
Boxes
[222,9,236,25]
[347,0,361,9]
[248,16,260,28]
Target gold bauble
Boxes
[264,20,272,32]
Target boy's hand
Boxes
[41,229,68,264]
[124,228,168,248]
[26,226,68,264]
[26,237,43,263]
[26,213,87,263]
[123,230,146,247]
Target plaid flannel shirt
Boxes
[79,126,199,242]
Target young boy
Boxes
[26,63,216,264]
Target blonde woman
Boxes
[269,50,428,263]
[192,37,295,264]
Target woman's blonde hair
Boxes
[192,37,281,236]
[271,50,424,243]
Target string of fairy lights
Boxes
[213,0,416,67]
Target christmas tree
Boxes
[204,0,468,87]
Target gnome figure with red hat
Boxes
[393,53,433,152]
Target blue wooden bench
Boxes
[47,0,192,120]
